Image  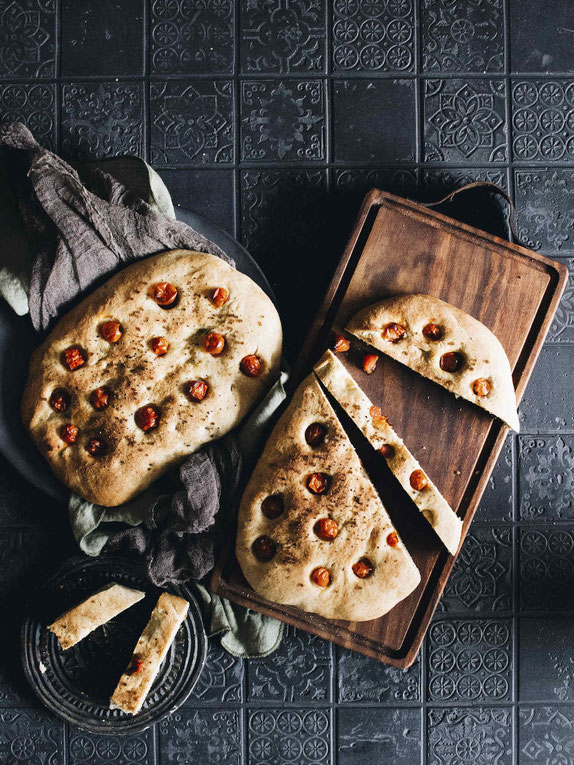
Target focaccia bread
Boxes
[346,294,519,431]
[21,250,282,506]
[236,373,420,622]
[314,351,462,555]
[110,592,189,715]
[47,583,145,650]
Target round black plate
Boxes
[0,208,272,503]
[21,555,207,734]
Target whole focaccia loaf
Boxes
[22,250,282,506]
[236,373,420,622]
[346,294,519,431]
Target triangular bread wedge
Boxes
[346,294,519,431]
[236,373,420,622]
[314,351,462,555]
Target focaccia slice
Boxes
[110,592,189,715]
[314,350,462,555]
[346,294,519,431]
[236,373,420,622]
[48,583,145,650]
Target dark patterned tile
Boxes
[68,730,152,764]
[157,169,235,235]
[247,708,330,764]
[519,617,574,701]
[0,709,63,762]
[0,0,55,78]
[187,641,243,704]
[0,528,66,598]
[150,80,234,165]
[241,79,326,162]
[423,78,507,163]
[0,618,37,708]
[240,168,330,358]
[0,83,55,150]
[511,80,574,163]
[240,0,326,74]
[332,0,415,73]
[427,707,512,765]
[337,647,420,703]
[247,626,331,703]
[159,708,241,763]
[437,526,513,614]
[514,168,574,252]
[421,0,504,73]
[519,706,574,764]
[519,527,574,611]
[337,708,421,764]
[61,0,144,77]
[420,167,508,199]
[510,0,574,73]
[150,0,234,75]
[477,436,514,522]
[518,347,574,432]
[61,82,144,162]
[427,619,512,702]
[333,79,416,163]
[0,454,56,526]
[519,436,574,520]
[548,259,574,343]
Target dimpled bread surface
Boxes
[21,250,282,506]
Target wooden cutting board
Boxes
[210,190,568,667]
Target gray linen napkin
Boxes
[0,122,285,657]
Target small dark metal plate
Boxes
[21,555,207,734]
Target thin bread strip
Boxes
[110,592,189,715]
[47,583,146,650]
[314,350,462,555]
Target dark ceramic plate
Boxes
[0,207,272,503]
[21,555,207,734]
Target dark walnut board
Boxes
[211,190,568,667]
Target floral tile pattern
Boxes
[150,80,234,165]
[0,709,63,764]
[241,79,325,162]
[68,730,152,764]
[188,641,243,704]
[240,0,326,73]
[61,82,144,162]
[332,0,415,73]
[511,80,574,163]
[421,0,504,73]
[0,83,55,149]
[519,436,574,521]
[548,259,574,343]
[338,708,421,764]
[514,169,574,252]
[427,707,512,765]
[427,620,512,702]
[519,706,574,764]
[248,708,330,764]
[0,0,55,78]
[337,647,420,703]
[150,0,234,75]
[519,527,574,611]
[437,526,513,614]
[159,709,241,764]
[424,78,507,163]
[333,78,416,162]
[247,626,331,703]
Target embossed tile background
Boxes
[0,0,573,762]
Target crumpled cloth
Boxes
[0,122,286,657]
[0,122,229,331]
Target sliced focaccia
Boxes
[346,294,519,431]
[236,373,420,622]
[110,592,189,715]
[314,350,462,555]
[47,583,145,650]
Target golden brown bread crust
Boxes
[21,250,282,506]
[346,294,519,431]
[236,373,420,622]
[314,350,462,555]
